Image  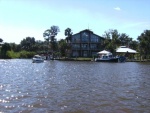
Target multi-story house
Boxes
[68,29,105,57]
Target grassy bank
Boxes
[55,57,92,61]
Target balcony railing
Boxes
[81,47,89,50]
[72,47,80,50]
[81,40,89,43]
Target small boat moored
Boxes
[95,53,119,62]
[95,50,126,62]
[32,55,44,63]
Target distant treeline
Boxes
[0,27,150,60]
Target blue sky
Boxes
[0,0,150,44]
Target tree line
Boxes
[0,26,150,60]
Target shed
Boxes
[116,46,137,53]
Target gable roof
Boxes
[72,29,104,39]
[116,46,137,53]
[79,29,94,34]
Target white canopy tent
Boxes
[116,46,137,53]
[97,50,112,55]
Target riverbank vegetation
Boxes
[0,27,150,61]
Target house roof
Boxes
[72,29,104,39]
[79,29,94,34]
[116,46,137,53]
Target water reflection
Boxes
[0,59,150,112]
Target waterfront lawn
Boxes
[56,57,92,61]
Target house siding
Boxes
[69,29,104,57]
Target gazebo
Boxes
[116,46,137,60]
[116,46,137,53]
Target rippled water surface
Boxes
[0,59,150,113]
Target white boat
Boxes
[95,53,119,62]
[95,50,126,62]
[32,55,44,63]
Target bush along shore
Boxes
[0,50,36,59]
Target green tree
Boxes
[0,38,3,43]
[43,25,60,58]
[103,30,111,48]
[137,30,150,59]
[1,43,11,58]
[65,28,73,42]
[20,37,35,51]
[9,43,21,52]
[58,39,68,57]
[103,29,135,54]
[103,29,120,53]
[65,28,73,57]
[119,33,132,47]
[32,40,49,54]
[129,40,138,50]
[111,29,121,47]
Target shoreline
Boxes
[0,58,150,62]
[55,58,150,62]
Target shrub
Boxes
[6,50,20,59]
[19,51,36,58]
[5,50,36,59]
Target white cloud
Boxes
[114,7,121,11]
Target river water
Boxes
[0,59,150,113]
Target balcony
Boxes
[81,40,89,43]
[72,47,80,50]
[90,47,99,50]
[81,47,89,50]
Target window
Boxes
[82,44,88,49]
[72,34,80,42]
[91,34,99,42]
[90,44,97,49]
[81,32,89,42]
[72,44,80,49]
[73,51,79,57]
[92,52,97,56]
[83,51,88,57]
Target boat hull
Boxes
[32,59,44,63]
[95,58,119,62]
[32,55,44,63]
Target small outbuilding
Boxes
[116,46,138,60]
[116,46,137,53]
